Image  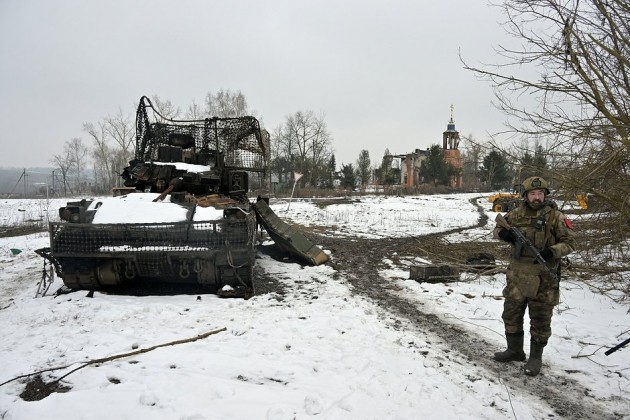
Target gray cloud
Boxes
[0,0,507,169]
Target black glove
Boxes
[498,228,516,243]
[539,248,554,262]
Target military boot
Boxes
[524,340,545,376]
[494,332,526,362]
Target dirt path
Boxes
[272,197,621,420]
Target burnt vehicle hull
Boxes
[39,96,328,297]
[40,96,270,296]
[48,209,256,292]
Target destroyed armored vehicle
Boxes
[39,96,278,297]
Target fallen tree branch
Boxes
[568,264,630,274]
[0,327,227,387]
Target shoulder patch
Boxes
[565,218,574,230]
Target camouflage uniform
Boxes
[493,176,575,376]
[493,200,575,344]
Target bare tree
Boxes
[205,89,249,118]
[84,108,135,193]
[185,99,205,120]
[269,125,293,188]
[65,138,88,194]
[105,109,135,165]
[308,113,334,186]
[90,145,111,194]
[150,95,181,120]
[463,0,630,210]
[50,149,74,196]
[84,121,115,190]
[275,111,333,186]
[463,0,630,296]
[461,135,484,191]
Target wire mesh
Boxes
[135,97,267,172]
[50,219,255,255]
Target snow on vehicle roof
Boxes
[88,193,227,224]
[150,161,212,173]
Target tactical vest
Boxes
[509,202,558,260]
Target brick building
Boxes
[396,106,464,189]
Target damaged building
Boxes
[396,106,464,189]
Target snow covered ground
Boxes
[0,193,628,419]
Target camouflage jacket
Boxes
[493,200,576,263]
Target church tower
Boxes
[443,105,460,150]
[442,105,463,189]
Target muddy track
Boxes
[303,197,620,419]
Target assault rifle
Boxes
[495,213,559,288]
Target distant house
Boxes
[398,148,429,187]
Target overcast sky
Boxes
[0,0,508,169]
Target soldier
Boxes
[493,176,575,376]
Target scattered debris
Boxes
[409,264,460,283]
[465,252,496,273]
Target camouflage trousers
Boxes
[502,299,554,345]
[502,261,559,345]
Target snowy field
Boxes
[0,193,628,419]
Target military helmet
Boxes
[521,176,550,196]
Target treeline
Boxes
[49,0,629,218]
[50,89,550,198]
